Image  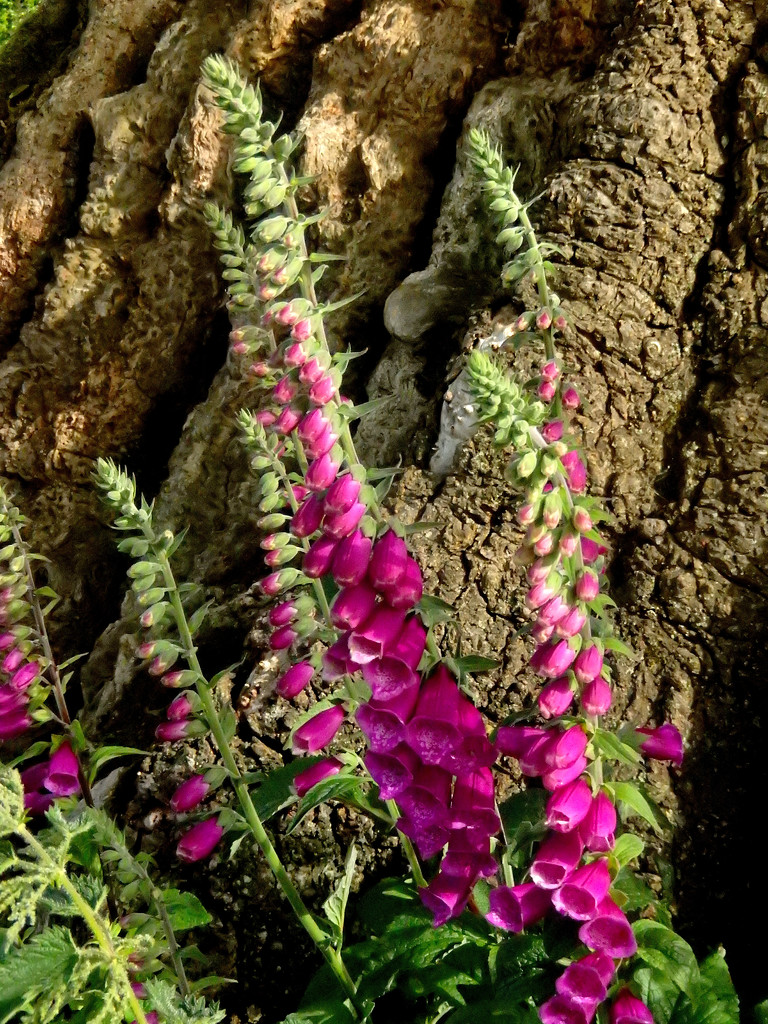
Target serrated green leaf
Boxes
[0,926,80,1024]
[162,889,213,932]
[611,865,657,914]
[633,921,700,1002]
[498,788,548,851]
[322,844,357,945]
[249,759,323,821]
[286,774,378,835]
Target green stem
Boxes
[151,535,364,1018]
[517,204,556,363]
[19,824,149,1024]
[386,801,426,887]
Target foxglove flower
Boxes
[324,474,361,515]
[579,792,617,851]
[539,678,575,719]
[552,859,612,920]
[530,830,584,889]
[332,530,372,586]
[609,989,654,1024]
[486,883,551,933]
[292,705,346,753]
[636,724,684,767]
[348,606,406,664]
[293,757,343,797]
[277,660,314,698]
[578,897,637,959]
[581,678,612,716]
[45,741,81,797]
[365,744,417,799]
[556,952,615,1005]
[177,817,224,862]
[573,645,603,686]
[539,995,597,1024]
[171,774,211,813]
[368,531,408,589]
[546,779,593,832]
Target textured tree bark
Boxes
[1,0,766,1019]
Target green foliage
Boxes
[0,0,41,50]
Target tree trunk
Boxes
[1,0,766,1019]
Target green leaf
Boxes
[633,921,700,1003]
[418,594,455,626]
[611,865,657,914]
[249,759,323,821]
[592,729,642,766]
[336,396,392,422]
[608,781,668,835]
[322,843,357,946]
[498,788,548,851]
[603,635,634,658]
[162,889,213,932]
[668,950,739,1024]
[612,832,644,865]
[188,600,214,636]
[0,926,80,1024]
[88,744,147,783]
[286,774,381,835]
[453,655,501,675]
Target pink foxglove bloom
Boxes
[405,666,463,764]
[389,615,427,668]
[0,709,29,740]
[167,693,194,720]
[305,453,340,492]
[277,660,314,699]
[531,639,577,679]
[546,779,593,832]
[171,774,210,813]
[539,678,575,719]
[1,647,25,674]
[299,357,326,384]
[572,507,593,532]
[273,405,302,434]
[365,744,418,799]
[269,601,297,627]
[542,756,588,792]
[544,725,588,771]
[309,375,336,405]
[530,830,583,889]
[292,705,346,753]
[284,342,307,367]
[9,662,40,690]
[323,501,366,540]
[304,425,339,459]
[421,871,473,927]
[303,536,338,578]
[486,883,551,933]
[324,474,361,515]
[578,897,637,959]
[380,556,423,609]
[561,451,587,492]
[538,380,556,402]
[442,697,496,774]
[541,419,564,444]
[176,817,224,862]
[322,635,358,681]
[562,386,580,409]
[398,765,452,831]
[46,742,81,797]
[609,989,654,1024]
[362,655,418,701]
[368,531,408,589]
[573,645,603,685]
[559,530,579,557]
[552,859,612,920]
[331,583,377,630]
[450,768,500,835]
[348,606,406,664]
[270,625,297,650]
[291,494,324,537]
[581,678,612,716]
[636,724,684,767]
[539,995,597,1024]
[575,570,600,602]
[293,757,343,797]
[496,725,549,759]
[292,318,313,342]
[156,719,199,742]
[579,792,617,851]
[272,375,297,404]
[332,530,372,586]
[541,360,559,381]
[297,408,330,443]
[555,606,587,638]
[558,952,615,1002]
[580,538,606,564]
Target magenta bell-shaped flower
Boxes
[380,556,423,609]
[331,583,377,630]
[573,645,603,685]
[398,764,452,830]
[555,606,587,638]
[309,374,336,405]
[277,660,315,699]
[558,952,615,1003]
[539,678,575,719]
[421,871,473,927]
[486,883,551,933]
[356,685,419,752]
[167,693,194,720]
[575,570,600,602]
[304,425,340,460]
[324,473,362,515]
[552,858,612,921]
[348,606,406,664]
[332,530,372,586]
[531,639,577,679]
[579,791,617,852]
[368,530,408,589]
[292,705,346,753]
[405,665,463,765]
[544,725,588,771]
[539,995,598,1024]
[609,989,654,1024]
[303,536,338,577]
[530,830,583,889]
[361,656,418,701]
[291,494,324,537]
[581,678,612,716]
[46,742,81,797]
[542,756,588,792]
[442,696,496,774]
[636,723,684,767]
[299,357,326,384]
[546,779,593,832]
[170,774,210,813]
[578,897,637,959]
[365,744,417,799]
[9,661,40,690]
[305,453,340,492]
[293,757,343,797]
[323,501,367,540]
[176,817,224,862]
[449,768,500,835]
[297,408,330,443]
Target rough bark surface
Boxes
[1,0,766,1019]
